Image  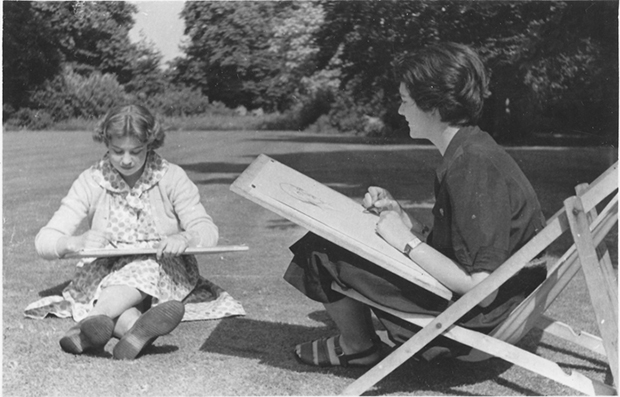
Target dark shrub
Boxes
[5,108,53,130]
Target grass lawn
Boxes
[3,130,618,396]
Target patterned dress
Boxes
[25,152,245,322]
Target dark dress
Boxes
[283,126,547,353]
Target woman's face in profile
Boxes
[398,83,438,140]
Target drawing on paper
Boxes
[280,182,333,210]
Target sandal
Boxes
[294,335,383,368]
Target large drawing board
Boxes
[230,154,452,300]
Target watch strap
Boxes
[403,237,422,256]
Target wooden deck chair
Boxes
[331,162,618,396]
[231,155,617,395]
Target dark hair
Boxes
[93,104,165,149]
[395,42,490,126]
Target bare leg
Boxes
[60,286,147,354]
[295,296,381,366]
[323,296,377,354]
[113,300,185,360]
[88,285,146,319]
[113,307,142,338]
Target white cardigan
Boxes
[35,162,219,260]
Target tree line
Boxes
[3,1,618,144]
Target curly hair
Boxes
[93,104,166,149]
[395,42,490,126]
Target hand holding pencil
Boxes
[362,186,400,215]
[362,186,415,232]
[56,230,114,258]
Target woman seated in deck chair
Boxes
[285,42,548,367]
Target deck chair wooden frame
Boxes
[332,162,618,396]
[231,155,617,395]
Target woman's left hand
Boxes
[376,210,415,253]
[156,234,189,259]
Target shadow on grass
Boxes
[248,134,425,146]
[250,132,619,148]
[179,161,249,187]
[538,340,609,370]
[178,146,616,216]
[179,149,441,202]
[39,280,71,297]
[140,344,180,358]
[266,218,300,230]
[65,343,180,360]
[199,311,552,395]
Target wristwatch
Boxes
[403,236,422,257]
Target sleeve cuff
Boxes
[457,246,508,274]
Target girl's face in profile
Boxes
[398,82,439,140]
[107,135,148,184]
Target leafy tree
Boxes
[312,1,617,142]
[41,1,169,98]
[30,66,130,120]
[266,2,325,110]
[312,1,556,137]
[175,1,321,112]
[4,1,171,125]
[3,1,63,117]
[31,1,139,83]
[123,38,168,99]
[176,1,273,110]
[523,1,618,140]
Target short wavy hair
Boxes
[93,104,165,149]
[395,42,490,126]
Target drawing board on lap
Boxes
[65,245,249,258]
[231,154,452,300]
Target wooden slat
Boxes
[565,195,619,387]
[334,284,615,396]
[463,195,618,361]
[536,315,606,357]
[576,183,619,312]
[579,162,618,213]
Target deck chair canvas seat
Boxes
[231,155,618,396]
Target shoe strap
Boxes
[335,336,380,367]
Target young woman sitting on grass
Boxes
[284,42,548,367]
[27,104,244,360]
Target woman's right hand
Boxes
[363,186,399,214]
[78,230,113,250]
[363,186,414,229]
[58,230,113,256]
